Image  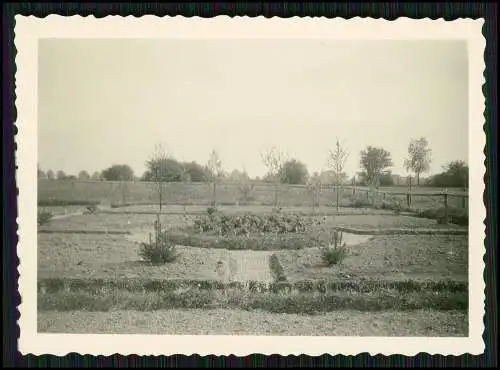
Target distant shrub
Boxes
[347,194,371,208]
[139,215,177,264]
[380,200,402,213]
[238,183,256,202]
[417,207,468,226]
[37,210,53,226]
[321,230,349,266]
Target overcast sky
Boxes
[38,39,469,178]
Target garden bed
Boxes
[276,234,468,283]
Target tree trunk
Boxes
[336,185,340,212]
[159,182,163,212]
[213,182,217,207]
[417,172,420,186]
[274,183,279,208]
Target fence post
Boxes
[317,183,321,208]
[462,194,466,209]
[443,193,449,224]
[336,186,340,212]
[311,184,316,214]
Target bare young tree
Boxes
[180,165,192,212]
[261,146,288,208]
[327,139,350,211]
[404,137,432,188]
[206,149,224,207]
[146,143,170,212]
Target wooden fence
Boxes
[38,179,468,212]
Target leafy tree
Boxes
[37,165,46,179]
[404,137,432,186]
[56,170,67,180]
[46,169,55,180]
[359,146,393,187]
[226,169,251,184]
[182,161,208,183]
[90,171,102,181]
[428,160,469,188]
[142,157,184,182]
[379,172,395,186]
[278,159,309,185]
[101,164,134,181]
[78,170,90,181]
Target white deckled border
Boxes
[14,15,486,356]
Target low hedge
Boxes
[38,200,100,207]
[38,288,468,313]
[38,276,468,295]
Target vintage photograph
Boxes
[15,16,485,356]
[36,37,470,335]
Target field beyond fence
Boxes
[38,179,468,212]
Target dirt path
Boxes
[38,309,468,336]
[228,250,274,283]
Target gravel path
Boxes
[228,251,273,283]
[38,309,468,336]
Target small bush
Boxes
[321,229,349,266]
[84,204,99,214]
[139,215,177,264]
[206,206,218,215]
[380,200,402,212]
[37,210,53,226]
[269,254,287,282]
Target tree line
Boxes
[37,137,469,189]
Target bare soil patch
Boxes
[38,233,231,281]
[277,234,468,282]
